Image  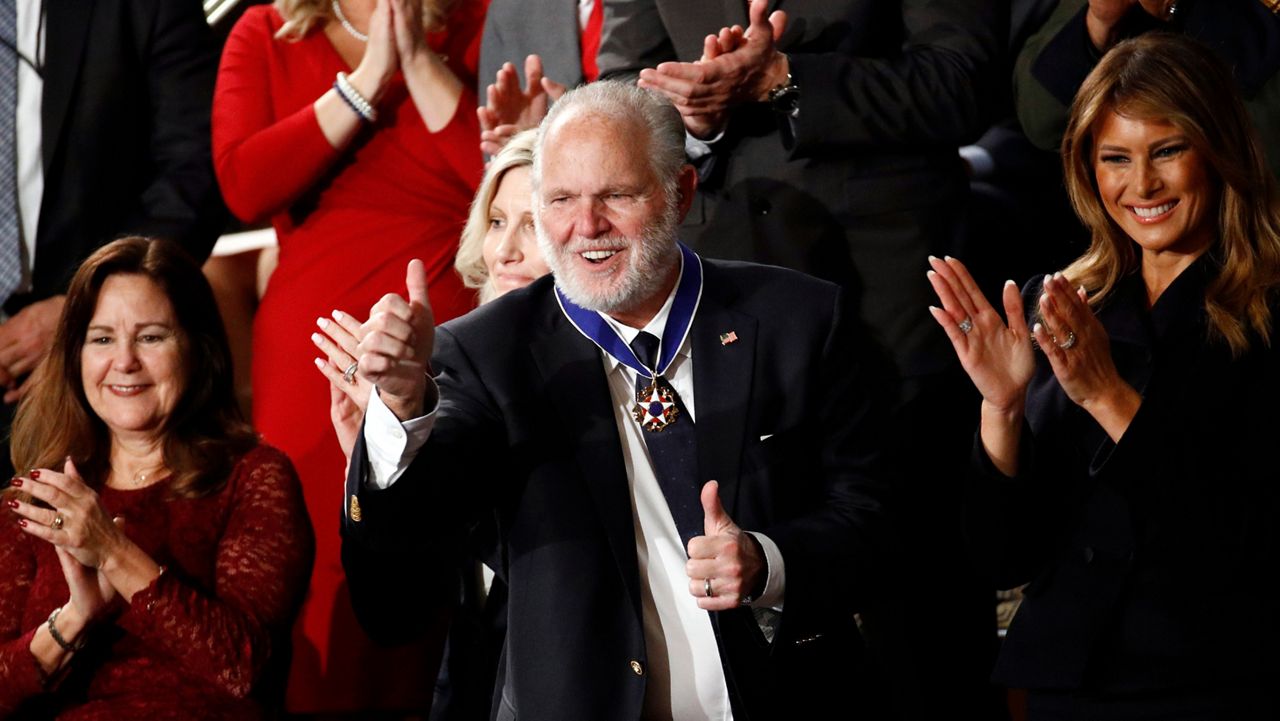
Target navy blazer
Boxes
[342,259,896,720]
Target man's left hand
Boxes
[686,480,765,611]
[637,0,788,139]
[0,295,66,403]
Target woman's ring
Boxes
[704,578,714,598]
[958,317,974,335]
[342,361,359,384]
[51,514,65,531]
[1057,330,1078,350]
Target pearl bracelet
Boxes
[335,72,377,123]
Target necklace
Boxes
[331,0,369,43]
[124,465,165,488]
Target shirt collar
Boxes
[599,263,690,372]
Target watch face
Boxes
[771,85,800,117]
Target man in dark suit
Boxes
[601,3,1005,716]
[341,80,894,719]
[0,0,223,418]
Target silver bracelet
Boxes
[335,72,377,123]
[46,606,84,653]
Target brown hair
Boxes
[9,237,257,498]
[274,0,455,41]
[1060,33,1280,355]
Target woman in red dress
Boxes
[0,237,313,720]
[212,0,485,713]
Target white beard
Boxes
[535,202,680,314]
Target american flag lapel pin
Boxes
[719,331,738,346]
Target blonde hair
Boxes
[1060,33,1280,355]
[274,0,454,41]
[455,130,538,304]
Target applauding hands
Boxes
[926,257,1141,474]
[638,0,789,138]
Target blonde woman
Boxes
[212,0,486,713]
[929,34,1280,719]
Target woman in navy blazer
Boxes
[929,33,1280,720]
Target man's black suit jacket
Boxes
[342,260,895,720]
[10,0,223,312]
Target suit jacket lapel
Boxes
[42,0,95,173]
[692,269,755,518]
[530,308,643,619]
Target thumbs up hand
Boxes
[686,480,766,611]
[357,259,436,421]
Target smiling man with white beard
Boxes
[340,80,897,720]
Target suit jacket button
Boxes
[630,660,644,677]
[1082,546,1095,564]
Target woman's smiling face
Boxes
[1093,111,1218,262]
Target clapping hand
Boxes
[477,55,567,156]
[1085,0,1178,50]
[348,0,398,101]
[356,259,435,421]
[1032,272,1140,441]
[312,309,370,460]
[638,0,788,138]
[9,459,128,623]
[927,256,1035,415]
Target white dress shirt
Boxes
[362,272,787,719]
[14,0,45,291]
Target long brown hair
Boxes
[1061,33,1280,355]
[9,237,257,498]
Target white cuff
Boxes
[959,145,995,179]
[684,128,726,161]
[363,382,437,489]
[747,531,785,612]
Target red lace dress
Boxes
[0,445,314,720]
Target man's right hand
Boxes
[357,259,435,421]
[477,54,566,156]
[1085,0,1175,51]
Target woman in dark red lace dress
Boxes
[0,238,314,720]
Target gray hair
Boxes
[531,80,687,203]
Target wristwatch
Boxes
[767,71,800,119]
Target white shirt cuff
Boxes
[363,383,437,489]
[747,531,785,612]
[684,128,725,161]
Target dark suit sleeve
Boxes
[782,0,1003,155]
[760,288,896,625]
[1014,0,1280,151]
[596,0,678,81]
[125,0,226,262]
[341,327,507,643]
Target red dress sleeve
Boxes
[113,447,315,699]
[0,522,50,714]
[212,8,341,224]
